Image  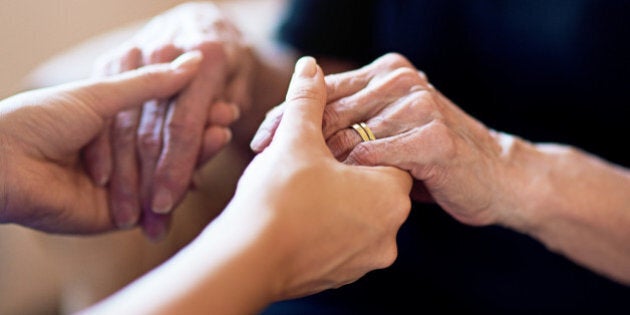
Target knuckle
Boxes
[394,197,412,224]
[113,119,138,145]
[327,130,356,157]
[424,120,457,158]
[146,44,178,63]
[349,143,379,165]
[196,41,228,62]
[376,244,399,269]
[388,67,426,89]
[403,90,438,116]
[417,70,430,83]
[287,86,322,103]
[379,52,414,70]
[137,132,162,158]
[321,106,341,133]
[166,118,198,148]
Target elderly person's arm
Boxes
[253,53,630,286]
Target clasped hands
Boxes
[63,2,514,240]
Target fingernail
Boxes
[114,204,138,229]
[97,173,110,187]
[152,188,173,214]
[229,103,241,121]
[223,128,233,144]
[294,56,317,78]
[171,51,203,70]
[250,129,266,151]
[116,214,136,229]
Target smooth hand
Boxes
[0,53,200,234]
[221,57,412,302]
[84,2,252,239]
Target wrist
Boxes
[490,132,554,234]
[191,201,287,309]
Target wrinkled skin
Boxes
[83,2,253,239]
[253,53,516,227]
[0,54,200,234]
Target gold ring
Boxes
[351,122,375,142]
[360,122,376,141]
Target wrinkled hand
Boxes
[224,57,412,300]
[84,2,254,240]
[253,53,514,227]
[0,53,200,234]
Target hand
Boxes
[224,56,413,300]
[253,53,513,227]
[79,56,412,315]
[0,52,201,234]
[84,2,252,239]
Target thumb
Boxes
[71,50,202,119]
[272,56,327,147]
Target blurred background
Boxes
[0,0,282,98]
[0,0,187,98]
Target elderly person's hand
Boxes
[0,52,200,234]
[81,57,412,315]
[84,2,253,239]
[253,53,519,228]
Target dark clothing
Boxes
[264,1,630,314]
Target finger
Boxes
[77,51,203,120]
[225,46,254,109]
[327,89,438,160]
[141,208,171,242]
[109,109,142,228]
[197,126,232,167]
[322,67,429,138]
[208,101,240,126]
[249,103,284,152]
[272,56,327,149]
[83,47,141,186]
[151,43,228,215]
[106,48,144,228]
[249,63,370,153]
[137,99,172,238]
[136,45,183,236]
[346,129,437,204]
[325,67,372,102]
[344,124,446,175]
[250,54,425,153]
[325,52,420,102]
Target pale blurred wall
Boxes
[0,0,189,99]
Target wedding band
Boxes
[351,123,370,142]
[351,122,375,142]
[360,122,376,141]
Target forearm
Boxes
[499,136,630,284]
[79,208,281,315]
